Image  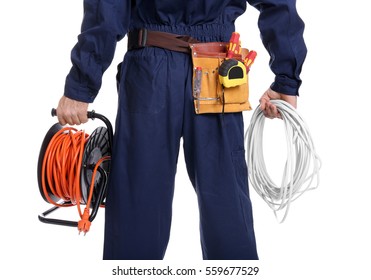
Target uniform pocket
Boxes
[119,52,167,114]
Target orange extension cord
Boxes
[41,127,110,234]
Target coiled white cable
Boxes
[245,100,322,223]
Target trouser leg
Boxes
[103,45,258,260]
[183,77,259,260]
[103,48,185,260]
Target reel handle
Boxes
[51,108,96,119]
[51,108,114,150]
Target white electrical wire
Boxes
[245,100,322,223]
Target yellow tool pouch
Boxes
[190,42,252,114]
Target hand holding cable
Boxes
[245,98,322,222]
[259,88,297,119]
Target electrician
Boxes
[55,0,306,260]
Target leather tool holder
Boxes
[190,42,252,114]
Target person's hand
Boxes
[56,96,89,125]
[259,88,297,119]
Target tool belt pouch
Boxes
[190,42,252,114]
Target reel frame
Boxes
[37,109,113,228]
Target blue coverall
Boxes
[64,0,306,260]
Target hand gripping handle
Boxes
[51,108,97,119]
[51,108,113,148]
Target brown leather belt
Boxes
[127,28,199,53]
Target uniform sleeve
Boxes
[64,0,131,103]
[247,0,307,95]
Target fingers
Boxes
[56,96,89,126]
[259,93,269,111]
[57,111,85,126]
[261,101,281,119]
[259,89,281,119]
[57,114,67,126]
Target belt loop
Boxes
[139,28,148,47]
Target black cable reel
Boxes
[37,109,113,231]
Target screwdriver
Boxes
[244,50,257,72]
[227,32,241,58]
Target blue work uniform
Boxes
[64,0,306,260]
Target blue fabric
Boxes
[63,0,307,260]
[64,0,306,102]
[103,47,258,259]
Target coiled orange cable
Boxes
[41,127,110,234]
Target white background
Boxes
[1,1,370,279]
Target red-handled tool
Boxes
[227,32,241,58]
[244,50,257,72]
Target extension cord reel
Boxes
[37,109,113,234]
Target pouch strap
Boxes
[127,28,199,53]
